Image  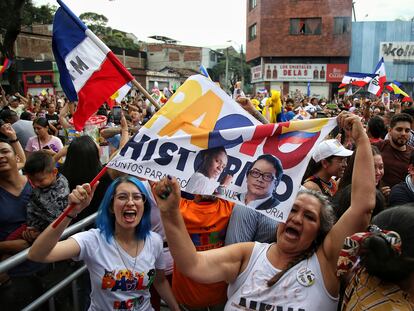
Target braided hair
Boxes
[267,189,336,287]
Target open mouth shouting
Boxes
[122,209,138,223]
[284,226,301,240]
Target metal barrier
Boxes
[0,212,97,274]
[0,212,98,311]
[22,265,87,311]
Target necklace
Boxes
[114,238,139,273]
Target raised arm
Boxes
[154,176,253,284]
[28,182,98,263]
[318,112,375,289]
[0,123,26,168]
[58,102,71,129]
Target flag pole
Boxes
[131,79,161,110]
[352,86,363,96]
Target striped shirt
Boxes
[224,204,279,245]
[342,268,414,311]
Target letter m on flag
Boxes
[52,0,134,131]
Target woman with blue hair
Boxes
[29,176,179,311]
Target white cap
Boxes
[312,139,353,162]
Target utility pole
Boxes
[352,1,356,22]
[225,47,229,93]
[240,44,244,90]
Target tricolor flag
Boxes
[386,81,412,102]
[339,72,376,89]
[0,58,11,74]
[199,65,211,80]
[52,0,134,131]
[338,87,346,96]
[368,58,386,96]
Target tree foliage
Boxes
[210,49,251,93]
[79,11,139,49]
[0,0,56,92]
[22,2,56,25]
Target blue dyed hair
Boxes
[96,176,152,243]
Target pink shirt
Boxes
[25,135,63,153]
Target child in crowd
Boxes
[5,151,70,240]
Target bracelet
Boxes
[9,138,19,143]
[66,214,77,219]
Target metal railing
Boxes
[0,212,98,311]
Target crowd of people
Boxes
[0,82,413,311]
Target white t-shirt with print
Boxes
[71,229,165,311]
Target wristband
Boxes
[66,214,77,219]
[9,138,19,143]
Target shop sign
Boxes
[250,65,263,82]
[380,42,414,63]
[263,64,326,82]
[326,64,348,82]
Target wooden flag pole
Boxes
[52,166,108,228]
[131,79,161,111]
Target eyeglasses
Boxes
[248,169,275,182]
[114,192,146,203]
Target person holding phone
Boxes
[25,117,63,156]
[111,106,122,125]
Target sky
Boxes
[33,0,414,50]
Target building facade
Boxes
[349,21,414,96]
[246,0,352,98]
[146,43,220,72]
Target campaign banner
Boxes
[108,75,337,222]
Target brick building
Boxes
[246,0,352,98]
[146,41,220,73]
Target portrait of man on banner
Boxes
[236,154,283,211]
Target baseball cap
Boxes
[312,139,353,162]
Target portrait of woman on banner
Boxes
[185,147,233,195]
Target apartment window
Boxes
[210,52,216,62]
[290,18,322,35]
[334,17,351,34]
[249,0,257,10]
[249,23,257,41]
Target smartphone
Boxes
[112,106,122,125]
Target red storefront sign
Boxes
[326,64,348,82]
